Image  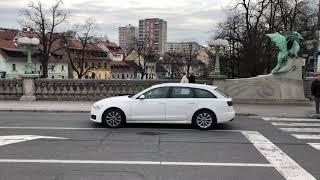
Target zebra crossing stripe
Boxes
[280,128,320,133]
[308,143,320,151]
[272,122,320,127]
[292,134,320,140]
[263,117,319,122]
[242,131,316,180]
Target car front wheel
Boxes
[102,109,125,128]
[193,110,216,130]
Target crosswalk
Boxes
[262,117,320,151]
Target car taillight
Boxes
[227,101,233,106]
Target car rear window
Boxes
[194,88,217,98]
[215,89,229,98]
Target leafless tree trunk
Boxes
[62,18,98,79]
[130,37,158,79]
[19,0,68,78]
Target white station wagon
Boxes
[90,83,235,130]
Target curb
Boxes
[0,110,312,119]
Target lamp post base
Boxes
[20,95,37,101]
[19,74,39,101]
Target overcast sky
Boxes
[0,0,235,45]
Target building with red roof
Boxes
[98,40,124,62]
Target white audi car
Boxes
[90,83,235,130]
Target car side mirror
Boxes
[138,95,145,100]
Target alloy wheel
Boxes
[105,111,122,127]
[196,112,213,129]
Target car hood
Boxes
[95,96,131,104]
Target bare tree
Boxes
[129,37,158,79]
[19,0,68,78]
[215,0,317,77]
[182,42,200,77]
[162,52,183,78]
[62,18,99,79]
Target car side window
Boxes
[170,87,194,98]
[143,87,169,99]
[194,88,217,98]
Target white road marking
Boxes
[0,127,246,132]
[0,159,273,167]
[272,122,320,127]
[308,143,320,151]
[292,134,320,140]
[242,131,316,180]
[280,128,320,133]
[263,117,319,122]
[0,135,67,147]
[0,127,100,130]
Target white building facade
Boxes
[0,49,68,79]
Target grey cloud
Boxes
[0,0,228,45]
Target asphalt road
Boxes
[0,112,319,180]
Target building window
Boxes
[104,62,107,69]
[85,62,88,68]
[52,76,54,79]
[12,64,16,71]
[61,65,65,71]
[98,62,101,68]
[62,76,65,79]
[91,62,95,68]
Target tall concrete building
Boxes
[138,18,167,55]
[118,24,138,54]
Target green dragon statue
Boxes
[266,31,303,74]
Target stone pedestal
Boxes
[216,58,310,104]
[20,74,39,101]
[208,75,227,89]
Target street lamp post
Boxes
[208,39,228,76]
[17,37,40,74]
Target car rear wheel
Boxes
[193,110,216,130]
[102,109,125,128]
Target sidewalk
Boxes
[0,101,317,118]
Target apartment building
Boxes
[138,18,167,55]
[118,24,138,54]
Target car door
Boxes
[166,87,197,122]
[130,87,169,122]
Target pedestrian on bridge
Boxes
[311,72,320,114]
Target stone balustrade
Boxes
[0,79,23,100]
[34,79,210,101]
[0,77,312,102]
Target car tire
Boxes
[192,110,216,130]
[102,109,126,128]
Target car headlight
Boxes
[92,104,104,110]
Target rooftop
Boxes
[153,83,217,90]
